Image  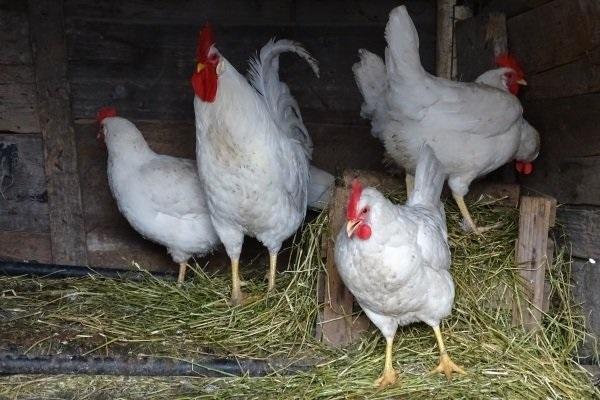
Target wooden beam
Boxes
[28,0,88,265]
[512,195,556,331]
[318,170,402,346]
[436,0,456,79]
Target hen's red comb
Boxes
[96,106,117,124]
[347,179,363,220]
[196,23,215,62]
[495,53,524,75]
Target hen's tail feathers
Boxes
[408,145,447,209]
[248,39,319,158]
[352,49,388,139]
[385,5,426,81]
[307,165,334,211]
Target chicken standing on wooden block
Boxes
[97,107,220,284]
[335,146,464,388]
[353,5,540,234]
[191,24,319,305]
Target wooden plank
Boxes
[63,0,433,27]
[524,47,600,101]
[556,206,600,260]
[28,0,88,265]
[480,0,552,18]
[65,21,435,120]
[512,196,556,331]
[319,170,402,346]
[0,231,51,263]
[507,0,600,74]
[467,182,520,207]
[0,134,48,233]
[0,10,33,64]
[0,65,40,132]
[571,258,600,361]
[520,94,600,206]
[456,12,507,82]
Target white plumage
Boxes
[334,145,463,387]
[192,27,319,304]
[99,114,220,283]
[353,5,540,233]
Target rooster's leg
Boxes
[177,262,187,286]
[374,336,398,388]
[267,252,277,291]
[430,325,465,380]
[405,173,415,197]
[230,258,246,306]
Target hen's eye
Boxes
[361,207,369,214]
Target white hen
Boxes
[97,107,220,284]
[191,25,319,304]
[353,5,540,233]
[335,145,464,387]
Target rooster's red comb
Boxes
[495,53,524,76]
[96,106,117,124]
[347,179,363,220]
[196,23,215,62]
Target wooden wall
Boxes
[462,0,600,361]
[0,0,437,270]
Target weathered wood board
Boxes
[520,94,600,206]
[571,258,600,361]
[29,0,88,265]
[557,206,600,260]
[0,231,51,263]
[507,0,600,75]
[64,4,436,121]
[0,134,48,233]
[479,0,552,18]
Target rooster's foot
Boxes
[374,368,398,388]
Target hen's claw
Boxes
[374,368,398,388]
[430,353,465,380]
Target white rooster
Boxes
[335,145,464,387]
[353,5,540,234]
[97,107,220,284]
[191,24,319,305]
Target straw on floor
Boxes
[1,192,598,399]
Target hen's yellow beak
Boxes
[517,79,527,86]
[196,62,205,73]
[346,220,360,238]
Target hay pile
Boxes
[1,195,599,399]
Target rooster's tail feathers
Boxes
[385,5,426,81]
[248,39,319,158]
[408,145,446,209]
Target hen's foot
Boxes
[374,368,398,388]
[430,354,465,380]
[460,220,503,235]
[230,289,247,306]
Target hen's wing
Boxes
[137,156,207,220]
[385,5,522,138]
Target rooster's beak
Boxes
[346,220,360,238]
[196,62,205,73]
[517,79,527,86]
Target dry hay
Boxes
[1,193,598,399]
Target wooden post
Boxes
[436,0,456,79]
[512,196,557,331]
[317,170,402,346]
[28,0,88,265]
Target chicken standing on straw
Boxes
[353,5,540,234]
[191,24,319,305]
[97,107,220,284]
[335,145,464,387]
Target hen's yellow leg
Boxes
[230,258,246,306]
[452,193,482,234]
[375,337,398,388]
[177,262,187,286]
[267,252,277,291]
[405,173,415,197]
[430,325,465,380]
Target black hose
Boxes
[0,353,313,377]
[0,260,176,281]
